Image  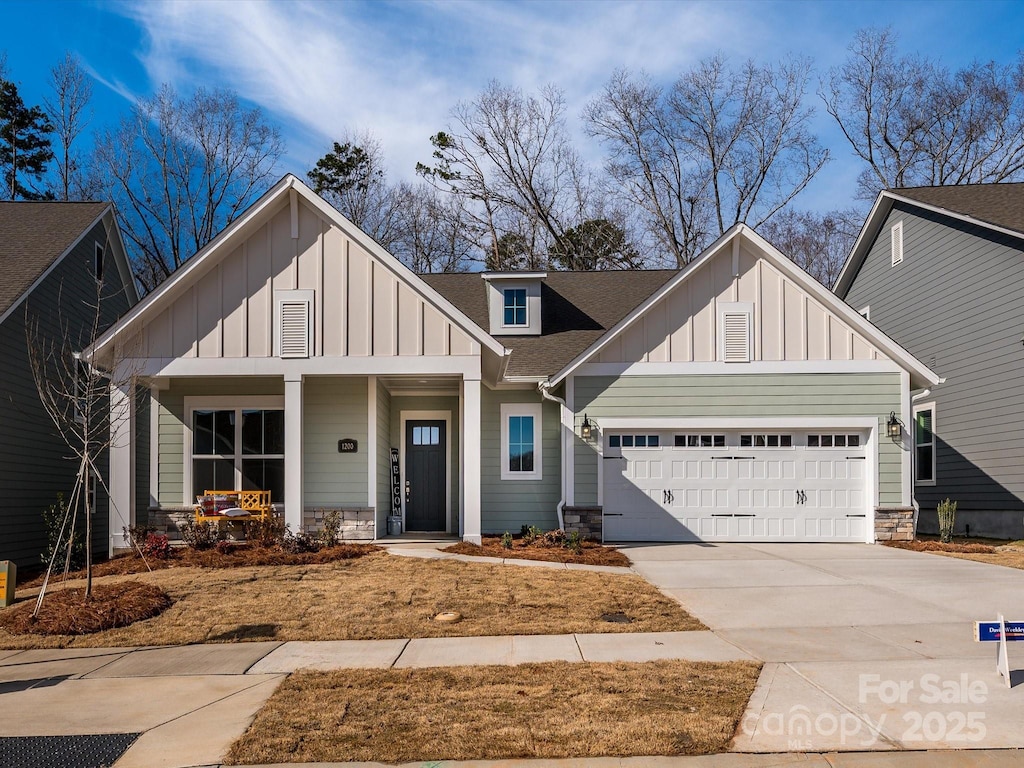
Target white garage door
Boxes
[603,430,870,542]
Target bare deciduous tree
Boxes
[758,208,861,287]
[394,184,477,273]
[44,52,92,201]
[823,27,1024,198]
[94,85,284,290]
[586,58,828,266]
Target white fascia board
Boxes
[122,354,483,379]
[105,207,141,306]
[482,272,548,280]
[87,174,507,364]
[596,416,879,430]
[832,191,892,297]
[0,205,113,328]
[575,360,904,377]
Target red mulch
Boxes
[885,540,996,554]
[444,536,630,567]
[21,543,381,588]
[0,581,172,636]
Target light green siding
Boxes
[390,396,460,532]
[481,388,561,533]
[376,381,392,534]
[157,377,284,505]
[304,377,369,507]
[573,373,903,506]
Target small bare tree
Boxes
[26,234,142,606]
[44,52,92,201]
[758,208,862,287]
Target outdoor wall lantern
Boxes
[886,411,903,439]
[580,414,593,441]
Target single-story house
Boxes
[0,201,138,567]
[87,175,940,551]
[836,183,1024,539]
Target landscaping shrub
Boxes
[317,509,343,548]
[143,532,172,559]
[565,530,583,554]
[215,539,235,555]
[500,531,513,549]
[0,581,172,636]
[123,524,156,551]
[541,529,567,547]
[41,493,84,571]
[937,498,958,544]
[280,531,321,554]
[179,518,225,550]
[244,516,287,547]
[521,525,543,543]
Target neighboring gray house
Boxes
[836,183,1024,539]
[88,175,938,550]
[0,202,139,567]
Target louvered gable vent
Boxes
[719,303,752,363]
[275,290,313,358]
[891,220,904,266]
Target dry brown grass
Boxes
[0,582,171,636]
[225,660,760,764]
[0,551,702,649]
[885,537,1024,570]
[885,539,996,554]
[444,536,631,566]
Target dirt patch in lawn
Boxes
[444,536,630,566]
[885,540,997,554]
[225,660,760,764]
[0,551,702,649]
[20,544,380,589]
[0,582,171,636]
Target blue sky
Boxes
[3,0,1024,213]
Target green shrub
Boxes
[565,530,583,554]
[937,498,958,544]
[521,525,543,544]
[41,493,84,570]
[500,531,513,549]
[317,509,343,548]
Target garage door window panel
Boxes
[740,434,793,448]
[501,403,542,480]
[675,434,725,447]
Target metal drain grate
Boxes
[0,733,141,768]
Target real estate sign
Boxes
[0,561,15,608]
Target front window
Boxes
[503,288,527,327]
[500,403,542,480]
[914,405,936,484]
[191,405,285,501]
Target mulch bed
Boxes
[21,543,381,588]
[0,581,171,636]
[885,539,996,554]
[444,536,630,567]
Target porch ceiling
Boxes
[379,375,462,396]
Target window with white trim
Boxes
[914,404,936,484]
[891,221,904,266]
[718,303,752,362]
[503,288,528,327]
[500,403,542,480]
[190,405,285,501]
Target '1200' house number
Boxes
[338,439,358,453]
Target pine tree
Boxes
[0,79,54,200]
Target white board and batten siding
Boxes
[132,197,479,363]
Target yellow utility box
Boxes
[0,561,15,608]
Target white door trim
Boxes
[399,409,452,533]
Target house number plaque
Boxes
[337,439,358,453]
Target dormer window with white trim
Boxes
[275,289,313,358]
[718,302,752,363]
[503,288,527,327]
[891,221,904,267]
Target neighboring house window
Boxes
[503,288,528,327]
[914,404,936,484]
[718,303,752,362]
[94,243,105,282]
[500,402,542,480]
[891,221,904,266]
[190,405,285,501]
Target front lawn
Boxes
[886,538,1024,570]
[225,660,761,764]
[0,551,703,649]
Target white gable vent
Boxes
[719,303,752,363]
[275,290,313,358]
[891,220,904,266]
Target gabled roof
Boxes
[0,201,110,319]
[834,183,1024,297]
[88,175,507,362]
[423,270,677,378]
[549,224,942,390]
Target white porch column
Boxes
[108,380,135,555]
[284,374,304,532]
[462,377,482,544]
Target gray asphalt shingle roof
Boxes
[0,201,108,317]
[422,269,678,377]
[894,183,1024,235]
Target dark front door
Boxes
[405,420,446,531]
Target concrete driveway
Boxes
[624,542,1024,753]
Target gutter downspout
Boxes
[538,381,567,530]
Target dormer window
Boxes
[503,288,528,327]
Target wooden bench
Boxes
[194,489,273,523]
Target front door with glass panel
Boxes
[405,420,446,531]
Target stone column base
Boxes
[875,507,915,542]
[562,505,602,541]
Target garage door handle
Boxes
[734,514,756,518]
[604,513,624,516]
[847,456,866,460]
[846,514,866,518]
[603,455,626,460]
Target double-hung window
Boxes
[188,398,285,501]
[503,288,527,327]
[500,402,542,480]
[914,404,936,484]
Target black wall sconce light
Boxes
[580,414,593,441]
[886,411,904,439]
